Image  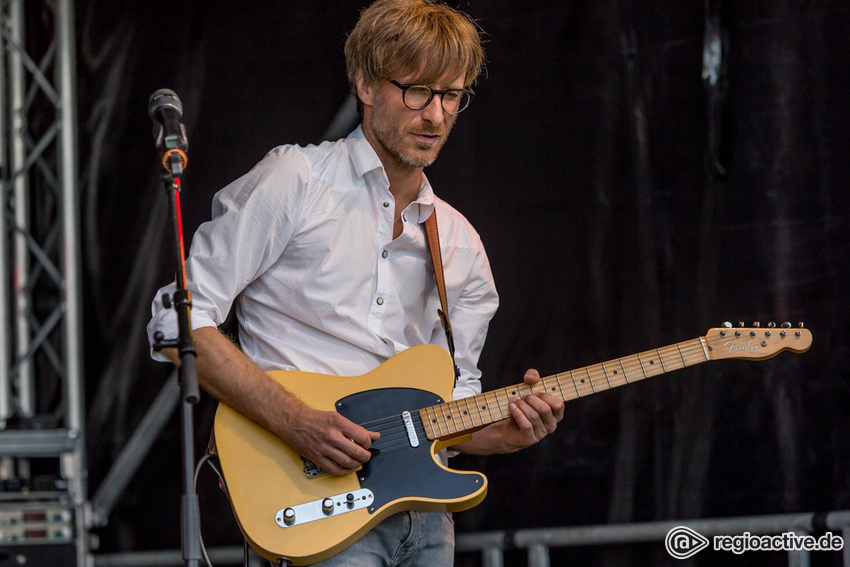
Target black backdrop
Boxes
[74,1,850,565]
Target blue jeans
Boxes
[305,511,455,567]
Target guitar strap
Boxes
[424,210,460,381]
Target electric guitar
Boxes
[213,323,812,565]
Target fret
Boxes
[421,406,440,439]
[646,351,660,377]
[645,350,665,377]
[698,337,710,360]
[542,376,561,399]
[601,361,622,388]
[460,396,476,428]
[655,348,668,372]
[483,390,504,421]
[636,352,649,378]
[477,392,496,424]
[454,399,469,430]
[619,357,630,383]
[676,342,688,366]
[437,403,457,435]
[587,365,606,390]
[552,374,568,401]
[493,388,511,416]
[569,371,581,398]
[573,369,589,395]
[586,367,598,392]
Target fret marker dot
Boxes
[580,379,585,383]
[613,370,618,375]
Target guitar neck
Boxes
[418,337,710,440]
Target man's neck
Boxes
[360,124,423,210]
[385,162,422,208]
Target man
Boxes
[148,0,564,564]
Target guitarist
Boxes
[148,0,564,564]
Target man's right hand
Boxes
[283,405,381,476]
[175,327,381,478]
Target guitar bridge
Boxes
[302,457,328,479]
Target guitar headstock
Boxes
[704,321,812,361]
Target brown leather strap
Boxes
[424,211,458,373]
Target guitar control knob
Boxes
[283,507,296,526]
[346,493,355,509]
[322,498,335,515]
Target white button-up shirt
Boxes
[148,126,499,401]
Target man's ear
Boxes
[355,71,374,107]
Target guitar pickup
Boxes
[302,457,327,479]
[402,411,420,447]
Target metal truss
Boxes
[0,0,88,564]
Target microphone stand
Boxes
[154,155,202,567]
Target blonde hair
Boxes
[345,0,485,102]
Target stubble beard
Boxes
[369,101,454,169]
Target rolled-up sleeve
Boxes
[147,146,310,360]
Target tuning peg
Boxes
[738,322,745,327]
[798,322,805,327]
[722,321,732,328]
[753,321,760,327]
[767,322,776,328]
[781,322,792,328]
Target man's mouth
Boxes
[412,132,441,145]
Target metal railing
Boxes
[91,510,850,566]
[455,510,850,567]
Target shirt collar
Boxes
[346,125,435,224]
[347,125,384,179]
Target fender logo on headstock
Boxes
[722,340,759,353]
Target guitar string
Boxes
[340,339,715,450]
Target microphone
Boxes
[148,88,188,173]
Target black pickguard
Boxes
[336,387,484,513]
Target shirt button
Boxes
[381,250,388,259]
[376,297,384,305]
[383,202,390,208]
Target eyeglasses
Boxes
[386,79,474,114]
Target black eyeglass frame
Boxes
[386,79,475,114]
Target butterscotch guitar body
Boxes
[213,344,488,565]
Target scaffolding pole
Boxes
[0,0,89,565]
